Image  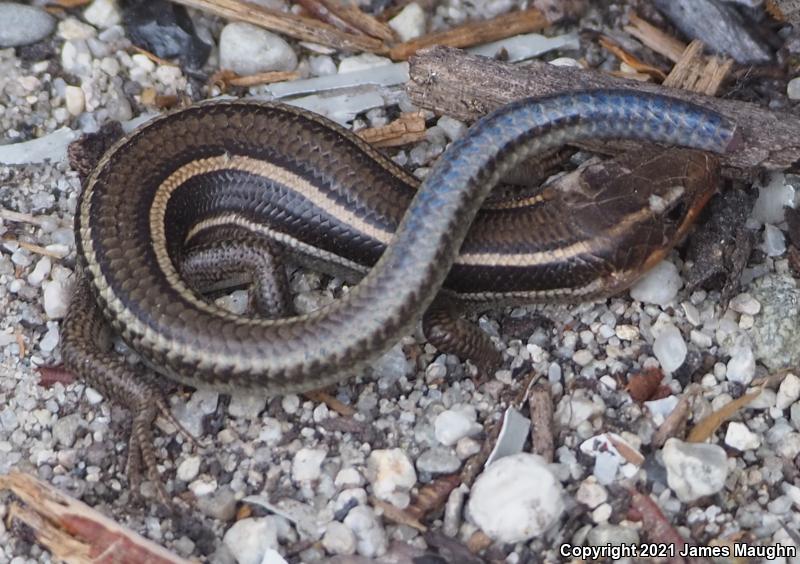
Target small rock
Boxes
[177,456,201,482]
[776,373,800,410]
[572,349,594,366]
[343,506,387,558]
[308,54,337,76]
[292,448,326,482]
[467,454,564,543]
[84,0,122,29]
[751,172,794,225]
[653,324,686,374]
[789,77,800,100]
[39,325,60,353]
[335,467,364,488]
[196,486,238,521]
[729,293,761,316]
[0,3,55,47]
[434,406,482,446]
[52,413,83,448]
[455,437,481,459]
[27,257,51,287]
[630,260,682,306]
[726,342,755,386]
[219,22,298,75]
[555,390,604,428]
[587,524,639,546]
[222,517,279,564]
[614,324,639,341]
[724,422,761,451]
[388,2,426,42]
[662,438,729,502]
[366,448,416,506]
[65,85,86,116]
[322,521,356,556]
[416,447,461,475]
[750,273,800,370]
[228,393,266,419]
[762,224,786,257]
[575,477,608,509]
[437,116,466,141]
[337,53,391,73]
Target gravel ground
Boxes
[2,1,800,563]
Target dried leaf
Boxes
[626,486,687,564]
[626,368,664,402]
[37,365,76,388]
[687,387,762,443]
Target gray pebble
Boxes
[0,3,55,47]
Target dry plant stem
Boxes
[356,111,427,147]
[528,383,555,462]
[296,0,364,36]
[389,7,550,60]
[663,40,733,96]
[338,1,396,42]
[170,0,386,54]
[227,70,301,87]
[625,12,686,63]
[0,472,189,564]
[406,46,800,172]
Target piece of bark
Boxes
[652,0,773,64]
[625,12,687,63]
[0,471,189,564]
[389,7,550,60]
[768,0,800,25]
[356,111,427,147]
[663,40,733,96]
[171,0,386,54]
[528,383,555,462]
[406,46,800,173]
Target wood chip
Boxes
[652,386,698,448]
[687,387,762,443]
[626,486,687,564]
[624,12,687,63]
[0,472,190,564]
[405,474,461,522]
[663,40,733,96]
[528,383,555,462]
[338,1,396,42]
[607,434,645,466]
[226,70,301,87]
[356,111,427,147]
[171,0,386,54]
[296,0,365,36]
[599,36,667,81]
[389,7,550,60]
[626,367,664,402]
[15,330,25,359]
[303,390,356,417]
[370,497,427,531]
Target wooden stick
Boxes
[389,7,550,60]
[0,472,189,564]
[406,46,800,173]
[296,0,364,36]
[356,111,427,147]
[624,12,686,63]
[663,40,733,96]
[171,0,386,54]
[338,1,395,42]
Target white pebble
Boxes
[726,343,755,386]
[367,449,416,505]
[281,394,300,414]
[789,76,800,100]
[322,521,356,556]
[343,506,387,558]
[662,439,729,502]
[724,421,761,451]
[776,373,800,410]
[467,453,564,543]
[437,115,466,141]
[292,448,326,482]
[219,23,298,75]
[177,456,201,482]
[762,224,786,257]
[27,257,51,287]
[223,517,279,564]
[334,467,364,488]
[388,2,426,42]
[337,53,391,73]
[64,85,85,116]
[572,349,594,366]
[652,324,686,374]
[434,406,482,446]
[576,477,608,509]
[630,260,682,306]
[614,324,639,341]
[690,330,713,349]
[751,172,794,225]
[729,292,761,316]
[39,325,59,353]
[84,0,121,29]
